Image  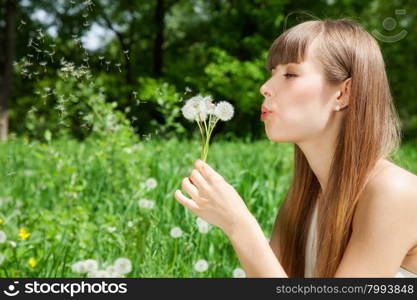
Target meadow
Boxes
[1,133,416,277]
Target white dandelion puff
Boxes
[170,226,183,238]
[232,267,246,278]
[84,259,99,273]
[214,101,234,121]
[0,231,7,243]
[114,257,132,275]
[145,178,158,189]
[72,261,88,274]
[127,221,134,228]
[194,259,208,272]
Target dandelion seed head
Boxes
[232,267,246,278]
[145,178,157,189]
[84,259,99,272]
[214,101,234,121]
[72,260,89,273]
[170,226,183,238]
[194,259,209,272]
[114,257,132,275]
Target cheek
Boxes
[266,77,329,141]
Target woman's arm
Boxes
[225,215,288,278]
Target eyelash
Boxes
[283,73,296,78]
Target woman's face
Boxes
[259,40,340,143]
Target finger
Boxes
[195,159,224,183]
[181,177,199,199]
[174,189,200,211]
[189,168,209,191]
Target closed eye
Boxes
[283,73,297,79]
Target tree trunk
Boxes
[153,0,164,77]
[0,0,16,141]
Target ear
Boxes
[337,77,351,106]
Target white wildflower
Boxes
[170,226,183,238]
[145,178,158,189]
[114,257,132,275]
[0,231,6,243]
[194,259,208,272]
[214,101,234,121]
[232,267,246,278]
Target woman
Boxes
[174,18,417,278]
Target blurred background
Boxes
[1,0,416,143]
[0,0,416,278]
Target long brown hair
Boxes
[266,18,402,277]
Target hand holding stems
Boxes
[174,159,253,237]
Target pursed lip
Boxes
[261,105,272,114]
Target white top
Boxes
[304,201,417,278]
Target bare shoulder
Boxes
[365,159,417,202]
[353,159,417,247]
[334,159,417,276]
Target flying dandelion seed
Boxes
[35,48,41,59]
[184,86,192,94]
[115,63,121,72]
[105,60,110,71]
[98,56,104,65]
[18,19,26,30]
[123,49,130,60]
[83,21,90,27]
[82,13,88,18]
[39,61,47,72]
[84,0,95,11]
[48,50,55,63]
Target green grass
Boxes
[0,136,416,277]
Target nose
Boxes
[259,83,272,98]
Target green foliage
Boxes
[137,77,186,139]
